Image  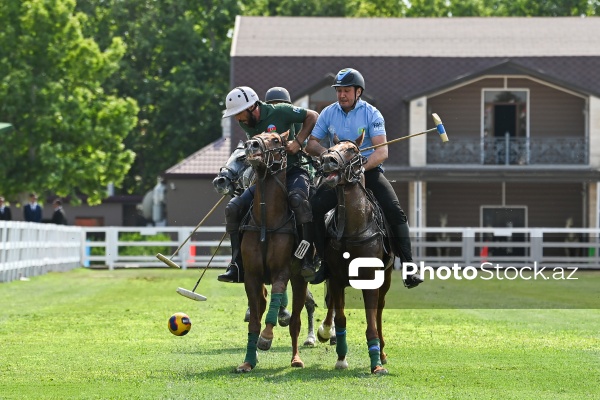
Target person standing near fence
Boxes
[50,199,67,225]
[0,196,12,220]
[24,193,42,222]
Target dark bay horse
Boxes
[212,140,318,347]
[317,134,393,374]
[236,131,308,372]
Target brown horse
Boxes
[212,140,318,346]
[236,131,308,372]
[316,134,393,374]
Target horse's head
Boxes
[321,133,366,187]
[245,131,289,175]
[212,140,248,195]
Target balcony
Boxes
[427,136,588,165]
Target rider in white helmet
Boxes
[218,86,319,283]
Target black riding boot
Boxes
[299,222,316,282]
[310,218,329,285]
[218,231,244,283]
[390,224,423,289]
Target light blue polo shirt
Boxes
[311,99,386,159]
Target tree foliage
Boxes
[2,0,598,207]
[76,0,240,195]
[0,0,138,205]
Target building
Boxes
[164,16,600,245]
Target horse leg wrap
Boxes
[335,328,348,358]
[265,292,283,326]
[280,290,288,309]
[367,338,382,372]
[244,332,259,368]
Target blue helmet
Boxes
[332,68,365,92]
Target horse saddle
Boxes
[325,188,390,254]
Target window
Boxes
[482,89,529,164]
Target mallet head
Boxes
[432,113,449,142]
[177,287,207,301]
[156,253,181,269]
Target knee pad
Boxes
[289,189,312,225]
[225,197,247,231]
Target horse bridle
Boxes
[245,134,288,178]
[322,140,366,184]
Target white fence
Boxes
[82,226,230,270]
[0,221,83,283]
[2,223,600,283]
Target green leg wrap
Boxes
[265,292,283,326]
[367,338,382,371]
[244,332,259,368]
[335,328,348,358]
[280,290,288,309]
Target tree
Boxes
[76,0,240,195]
[0,0,138,205]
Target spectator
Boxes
[50,199,67,225]
[0,196,12,220]
[24,193,42,222]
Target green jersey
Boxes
[239,101,313,176]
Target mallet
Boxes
[361,113,448,152]
[156,194,226,269]
[176,231,229,302]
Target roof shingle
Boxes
[232,16,600,58]
[164,137,232,177]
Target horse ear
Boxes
[280,130,290,142]
[333,134,340,145]
[355,131,365,147]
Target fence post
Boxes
[530,229,543,264]
[106,228,118,270]
[464,228,474,265]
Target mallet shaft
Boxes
[360,113,448,152]
[361,128,437,152]
[156,194,227,268]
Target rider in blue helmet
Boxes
[306,68,423,289]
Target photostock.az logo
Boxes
[348,253,385,290]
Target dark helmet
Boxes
[265,87,291,104]
[332,68,365,91]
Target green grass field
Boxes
[1,268,599,399]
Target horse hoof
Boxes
[235,362,253,373]
[257,335,272,351]
[381,354,388,365]
[278,308,291,327]
[317,324,331,343]
[291,356,304,368]
[372,366,388,375]
[335,359,348,369]
[303,334,316,347]
[329,336,337,346]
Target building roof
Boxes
[232,16,600,58]
[164,137,233,178]
[405,60,595,100]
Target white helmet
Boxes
[222,86,259,118]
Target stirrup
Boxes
[217,262,243,283]
[294,240,310,259]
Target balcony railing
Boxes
[427,135,588,165]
